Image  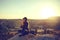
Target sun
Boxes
[39,7,56,19]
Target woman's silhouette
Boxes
[19,17,29,37]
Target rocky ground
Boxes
[8,33,58,40]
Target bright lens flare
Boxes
[39,7,56,19]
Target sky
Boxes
[0,0,60,19]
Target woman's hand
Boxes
[20,20,24,26]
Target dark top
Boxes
[21,22,28,30]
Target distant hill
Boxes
[0,16,60,29]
